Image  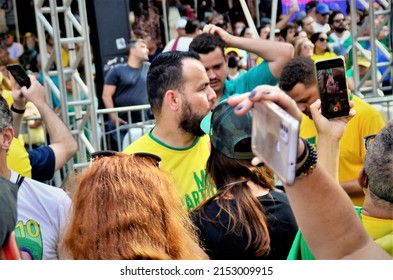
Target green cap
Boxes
[200,102,254,159]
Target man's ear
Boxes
[1,127,13,150]
[358,167,367,189]
[165,90,181,111]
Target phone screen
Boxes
[315,57,350,119]
[6,64,31,88]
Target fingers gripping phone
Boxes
[315,57,350,119]
[6,64,31,88]
[252,101,300,186]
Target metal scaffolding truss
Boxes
[349,0,392,98]
[34,0,99,181]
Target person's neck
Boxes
[247,181,270,197]
[0,160,11,180]
[228,67,239,77]
[151,123,198,149]
[361,196,393,220]
[315,48,325,55]
[334,30,345,37]
[128,57,143,68]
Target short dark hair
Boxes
[127,39,146,50]
[189,33,226,57]
[279,56,317,92]
[0,95,12,131]
[185,20,199,34]
[328,11,345,25]
[364,121,393,205]
[147,51,200,116]
[280,22,295,40]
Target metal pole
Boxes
[12,0,20,42]
[239,0,258,38]
[269,0,278,41]
[162,0,169,45]
[194,0,198,19]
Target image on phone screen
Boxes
[316,58,350,119]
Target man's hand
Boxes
[110,114,127,126]
[310,99,355,141]
[203,24,233,46]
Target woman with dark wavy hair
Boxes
[191,102,298,260]
[310,32,337,61]
[63,152,207,260]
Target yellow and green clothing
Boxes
[123,131,215,211]
[311,52,337,62]
[300,95,386,206]
[8,138,32,178]
[287,207,393,259]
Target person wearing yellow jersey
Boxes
[288,121,393,259]
[123,51,217,211]
[279,57,386,206]
[8,74,77,182]
[310,32,337,62]
[0,71,32,177]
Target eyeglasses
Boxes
[334,18,345,23]
[363,134,377,150]
[90,150,161,167]
[302,44,314,50]
[318,38,327,42]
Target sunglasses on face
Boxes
[318,37,327,42]
[90,150,161,167]
[363,134,377,150]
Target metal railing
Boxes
[22,104,155,186]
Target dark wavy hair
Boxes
[194,138,275,256]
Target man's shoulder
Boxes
[352,96,385,115]
[123,133,153,154]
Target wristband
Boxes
[11,104,26,114]
[296,138,308,164]
[296,140,317,177]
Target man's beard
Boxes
[334,26,346,33]
[179,99,208,137]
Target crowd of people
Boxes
[0,0,392,260]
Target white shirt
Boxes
[7,42,24,61]
[10,170,71,260]
[313,22,331,34]
[162,37,193,52]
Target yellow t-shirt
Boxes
[1,88,13,105]
[123,131,214,211]
[2,91,46,145]
[311,52,337,61]
[300,96,386,206]
[8,138,32,178]
[361,213,393,256]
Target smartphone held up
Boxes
[315,56,350,119]
[252,100,300,186]
[6,64,31,88]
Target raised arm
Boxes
[19,75,78,171]
[9,75,26,138]
[227,86,390,260]
[203,24,294,78]
[309,98,355,181]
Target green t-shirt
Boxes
[221,61,278,102]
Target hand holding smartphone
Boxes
[252,100,300,186]
[6,64,31,88]
[314,57,350,119]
